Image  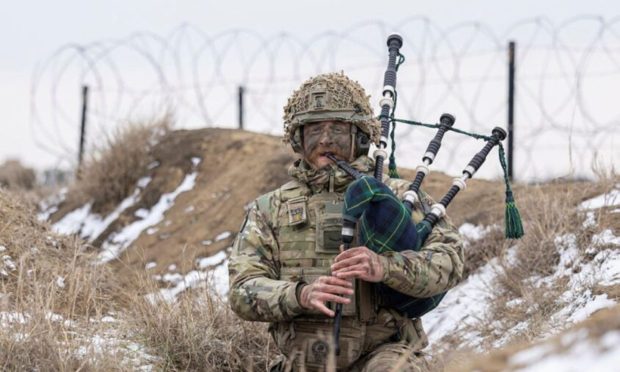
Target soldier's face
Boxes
[303,121,353,170]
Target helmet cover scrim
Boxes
[283,72,381,151]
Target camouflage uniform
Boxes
[229,73,464,371]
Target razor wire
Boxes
[30,16,620,181]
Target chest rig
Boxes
[257,179,379,369]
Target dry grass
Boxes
[0,189,131,370]
[71,115,172,215]
[0,160,36,190]
[127,280,276,372]
[431,173,620,368]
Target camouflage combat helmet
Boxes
[283,72,381,154]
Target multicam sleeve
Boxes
[379,186,465,298]
[228,196,305,322]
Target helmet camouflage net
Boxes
[283,72,381,147]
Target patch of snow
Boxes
[191,157,201,166]
[458,223,491,241]
[582,211,597,228]
[0,312,28,325]
[215,231,232,241]
[184,205,195,213]
[147,258,229,303]
[511,330,620,372]
[147,161,160,170]
[3,255,16,271]
[146,227,158,235]
[37,187,67,221]
[424,257,500,348]
[196,250,227,269]
[0,245,5,252]
[161,273,184,284]
[56,276,65,288]
[145,262,157,270]
[568,294,616,322]
[53,184,143,243]
[579,185,620,210]
[136,176,152,189]
[592,229,620,246]
[167,264,176,271]
[98,172,197,263]
[201,240,212,246]
[53,203,92,235]
[134,208,150,219]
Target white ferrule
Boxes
[341,227,355,237]
[416,164,430,175]
[383,85,395,97]
[452,177,467,191]
[431,203,446,218]
[379,97,394,109]
[464,165,476,177]
[423,151,436,162]
[380,136,389,145]
[374,148,388,159]
[403,190,419,205]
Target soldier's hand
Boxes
[299,276,354,317]
[331,246,384,283]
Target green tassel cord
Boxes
[499,145,524,239]
[388,119,400,179]
[379,50,522,239]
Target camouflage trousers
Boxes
[271,342,430,372]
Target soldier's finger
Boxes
[316,283,354,296]
[334,270,367,280]
[323,276,353,288]
[331,255,367,271]
[311,300,335,317]
[317,293,351,305]
[333,263,367,275]
[334,247,366,262]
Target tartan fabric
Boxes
[343,176,446,319]
[343,176,419,253]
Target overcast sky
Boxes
[1,0,618,171]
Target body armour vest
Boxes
[257,179,382,369]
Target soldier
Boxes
[229,72,464,371]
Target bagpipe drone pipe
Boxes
[332,34,525,355]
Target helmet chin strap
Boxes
[349,125,357,161]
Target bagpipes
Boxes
[331,34,524,355]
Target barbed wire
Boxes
[31,16,620,180]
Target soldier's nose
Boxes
[319,131,333,146]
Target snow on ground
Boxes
[146,246,230,304]
[98,172,197,263]
[424,255,499,348]
[427,186,620,349]
[52,176,151,241]
[579,184,620,210]
[508,329,620,372]
[37,187,67,221]
[0,311,158,370]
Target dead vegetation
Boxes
[0,189,134,370]
[128,285,276,371]
[63,116,172,216]
[431,173,620,368]
[0,159,36,191]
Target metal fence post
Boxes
[238,85,245,130]
[507,41,516,181]
[77,85,89,177]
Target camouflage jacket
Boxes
[228,156,463,368]
[229,156,464,325]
